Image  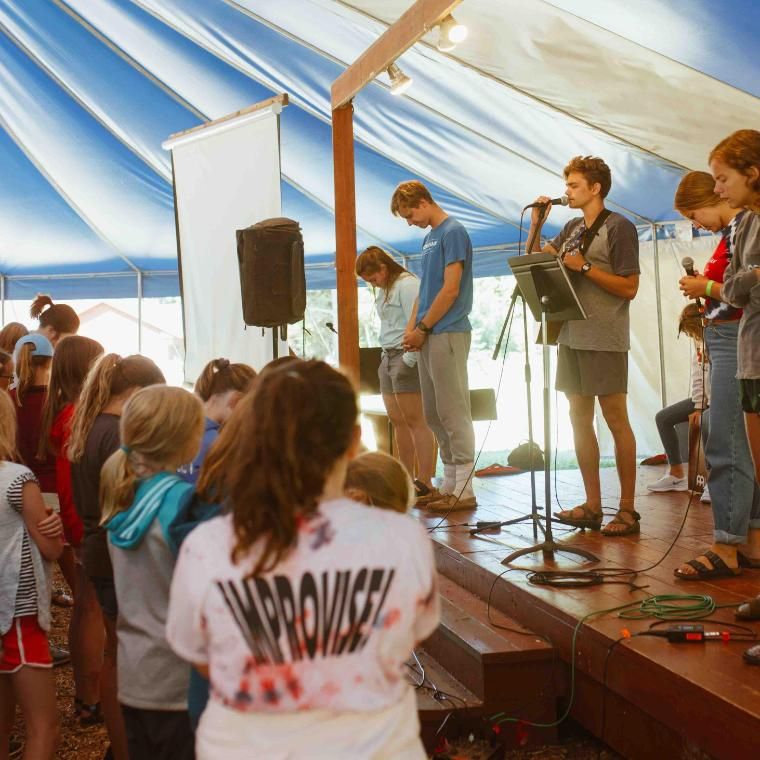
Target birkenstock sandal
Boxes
[601,509,641,537]
[674,550,741,581]
[553,503,603,531]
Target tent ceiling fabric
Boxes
[0,0,757,296]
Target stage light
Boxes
[437,14,468,51]
[387,63,413,96]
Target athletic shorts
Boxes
[740,378,760,414]
[378,349,421,395]
[0,615,52,673]
[556,345,628,397]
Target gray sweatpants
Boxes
[417,332,475,465]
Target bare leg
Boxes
[0,676,15,760]
[57,545,77,595]
[558,394,601,520]
[71,565,104,707]
[599,393,637,504]
[382,393,416,479]
[394,392,435,487]
[101,616,129,760]
[13,666,59,759]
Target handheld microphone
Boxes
[681,256,702,307]
[523,195,569,210]
[325,321,338,335]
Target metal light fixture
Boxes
[387,63,413,96]
[437,14,468,51]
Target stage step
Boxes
[421,576,561,744]
[406,648,482,753]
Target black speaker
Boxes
[236,217,306,327]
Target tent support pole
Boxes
[651,223,667,407]
[332,103,359,375]
[1,276,5,324]
[137,271,143,354]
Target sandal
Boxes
[74,698,104,726]
[674,550,741,581]
[736,596,760,621]
[553,503,602,531]
[52,589,74,608]
[415,484,442,506]
[601,509,641,537]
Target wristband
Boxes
[416,321,432,334]
[705,280,715,298]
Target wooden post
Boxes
[332,103,360,375]
[330,0,463,377]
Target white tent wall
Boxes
[165,103,287,381]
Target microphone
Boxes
[681,257,702,307]
[325,321,338,335]
[524,195,569,210]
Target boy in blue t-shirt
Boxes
[392,180,476,511]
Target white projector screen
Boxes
[165,100,289,382]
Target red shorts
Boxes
[0,616,52,673]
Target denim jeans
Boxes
[704,321,760,543]
[655,397,696,465]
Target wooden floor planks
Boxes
[414,464,760,759]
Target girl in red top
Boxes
[676,171,759,580]
[39,336,105,723]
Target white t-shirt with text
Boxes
[166,498,439,717]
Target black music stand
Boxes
[501,253,599,565]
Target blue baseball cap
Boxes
[14,333,54,359]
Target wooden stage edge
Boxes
[413,466,760,760]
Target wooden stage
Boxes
[413,464,760,759]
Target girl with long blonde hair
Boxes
[101,385,203,759]
[68,353,164,760]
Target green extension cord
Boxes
[620,593,720,621]
[490,593,737,729]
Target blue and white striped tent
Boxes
[1,0,758,301]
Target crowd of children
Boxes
[0,299,439,760]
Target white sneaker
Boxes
[700,485,711,503]
[647,474,688,492]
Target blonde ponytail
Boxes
[13,343,35,406]
[99,449,136,525]
[100,385,203,524]
[68,353,121,462]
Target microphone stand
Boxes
[473,206,549,539]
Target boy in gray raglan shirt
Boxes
[528,156,641,536]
